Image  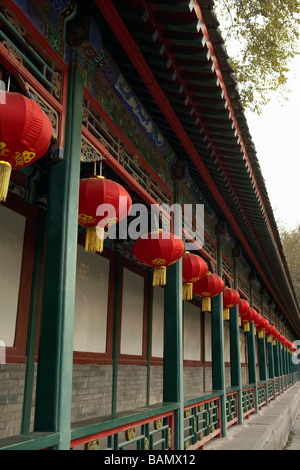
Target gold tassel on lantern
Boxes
[0,161,12,202]
[183,283,193,301]
[258,330,264,339]
[244,322,250,332]
[202,296,211,312]
[85,225,104,253]
[153,266,166,287]
[223,308,230,321]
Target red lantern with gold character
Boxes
[193,272,225,312]
[182,252,207,301]
[133,229,185,287]
[222,287,240,321]
[79,176,132,253]
[0,92,52,202]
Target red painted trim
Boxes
[1,193,38,363]
[94,0,299,335]
[168,411,174,450]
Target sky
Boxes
[244,53,300,233]
[215,5,300,234]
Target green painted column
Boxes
[283,345,288,386]
[111,246,122,415]
[33,62,85,449]
[279,341,284,392]
[211,234,226,437]
[21,208,46,433]
[273,339,281,395]
[267,337,275,378]
[248,278,258,413]
[258,296,267,403]
[163,192,184,450]
[230,253,243,424]
[146,269,153,407]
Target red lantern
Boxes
[193,272,225,312]
[222,287,240,321]
[241,307,257,332]
[273,329,280,344]
[254,312,263,334]
[265,324,276,343]
[133,229,185,286]
[0,92,52,202]
[255,315,268,338]
[182,252,207,301]
[238,299,250,328]
[250,309,260,334]
[79,176,132,253]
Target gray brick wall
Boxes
[184,366,203,398]
[0,361,278,439]
[71,364,112,422]
[149,365,163,405]
[0,364,26,438]
[116,364,147,413]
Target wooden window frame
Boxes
[72,234,115,365]
[1,192,38,363]
[150,284,165,366]
[183,297,203,367]
[118,257,148,366]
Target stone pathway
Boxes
[205,382,300,451]
[283,409,300,450]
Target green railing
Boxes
[183,394,221,450]
[267,380,274,402]
[0,375,298,450]
[70,405,176,451]
[225,391,238,427]
[257,383,266,408]
[275,377,280,396]
[242,386,255,418]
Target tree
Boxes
[280,225,300,304]
[214,0,300,114]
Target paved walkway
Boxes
[205,381,300,451]
[285,402,300,450]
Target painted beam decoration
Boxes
[98,48,177,165]
[13,0,76,61]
